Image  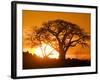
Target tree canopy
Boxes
[30,19,90,60]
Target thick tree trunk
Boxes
[58,43,69,65]
[59,46,69,66]
[59,50,66,61]
[59,50,66,66]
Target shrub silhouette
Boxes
[23,51,90,69]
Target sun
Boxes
[34,43,59,59]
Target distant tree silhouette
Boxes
[30,19,90,62]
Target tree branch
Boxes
[47,49,54,56]
[70,42,78,47]
[62,34,74,52]
[62,31,69,43]
[47,28,62,43]
[47,29,57,36]
[70,37,81,44]
[69,34,74,43]
[80,42,89,48]
[68,37,81,47]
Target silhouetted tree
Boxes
[30,19,90,62]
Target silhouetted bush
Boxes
[23,52,90,69]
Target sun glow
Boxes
[23,43,59,59]
[34,43,59,59]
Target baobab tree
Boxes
[30,19,90,62]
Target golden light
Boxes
[23,48,35,55]
[34,43,59,59]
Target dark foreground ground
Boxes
[23,52,91,69]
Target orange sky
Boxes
[22,10,91,60]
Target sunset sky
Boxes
[22,10,91,60]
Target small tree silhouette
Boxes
[30,19,90,62]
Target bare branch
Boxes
[80,42,89,48]
[47,28,57,36]
[71,37,81,44]
[47,49,54,56]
